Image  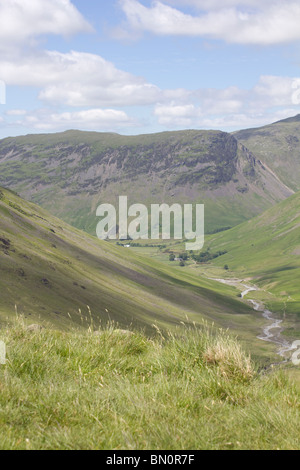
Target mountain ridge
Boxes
[234,114,300,192]
[0,125,294,236]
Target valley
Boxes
[1,0,300,451]
[0,115,300,369]
[0,186,270,356]
[0,117,300,451]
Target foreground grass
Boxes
[0,320,299,450]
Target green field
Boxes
[0,319,299,450]
[205,192,300,320]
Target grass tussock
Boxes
[0,318,299,450]
[203,334,254,383]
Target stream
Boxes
[209,278,295,361]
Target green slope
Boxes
[207,191,300,318]
[234,114,300,192]
[0,187,264,350]
[1,321,299,450]
[0,129,292,235]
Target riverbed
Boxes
[208,277,294,361]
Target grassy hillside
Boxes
[206,192,300,320]
[0,320,299,450]
[0,129,292,235]
[0,186,269,357]
[235,114,300,192]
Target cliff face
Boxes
[0,129,293,234]
[234,114,300,193]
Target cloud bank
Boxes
[120,0,300,45]
[0,0,92,52]
[0,0,300,133]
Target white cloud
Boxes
[154,103,201,126]
[37,109,134,130]
[162,1,276,10]
[6,109,27,116]
[11,108,136,131]
[0,42,248,115]
[120,0,300,45]
[196,109,300,130]
[0,1,299,134]
[153,76,300,129]
[0,0,92,52]
[0,50,162,107]
[3,70,300,132]
[154,104,300,130]
[253,75,299,105]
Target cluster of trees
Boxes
[169,248,228,267]
[169,251,189,266]
[191,250,228,263]
[169,252,188,261]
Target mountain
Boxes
[207,191,300,318]
[234,114,300,193]
[0,186,259,342]
[0,128,292,236]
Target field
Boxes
[0,319,299,450]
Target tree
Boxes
[224,265,229,271]
[169,254,175,261]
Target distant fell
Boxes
[0,128,292,235]
[235,114,300,192]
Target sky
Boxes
[1,0,300,138]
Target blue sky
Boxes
[1,0,300,138]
